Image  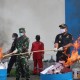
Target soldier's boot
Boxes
[21,78,25,80]
[16,73,20,80]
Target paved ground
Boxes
[7,75,40,80]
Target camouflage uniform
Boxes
[15,28,30,80]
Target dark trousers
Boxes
[7,56,16,74]
[56,52,68,62]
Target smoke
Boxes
[0,31,7,47]
[0,0,64,57]
[0,17,8,47]
[0,16,12,53]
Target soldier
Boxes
[15,28,30,80]
[54,24,73,62]
[31,35,44,75]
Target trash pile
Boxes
[47,61,72,74]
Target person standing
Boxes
[54,24,73,62]
[31,35,44,75]
[7,33,18,76]
[15,28,30,80]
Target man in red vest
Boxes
[31,35,44,75]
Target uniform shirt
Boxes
[55,33,73,55]
[16,35,29,53]
[10,38,18,52]
[31,41,44,60]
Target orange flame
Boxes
[64,39,80,67]
[73,40,79,50]
[71,50,78,61]
[0,48,3,60]
[64,50,78,67]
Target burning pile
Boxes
[47,37,80,74]
[0,48,3,61]
[64,38,80,67]
[47,61,72,74]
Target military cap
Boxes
[19,28,25,33]
[59,24,68,29]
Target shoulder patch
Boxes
[59,35,62,39]
[66,35,69,38]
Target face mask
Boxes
[12,37,15,40]
[60,29,65,33]
[19,33,24,36]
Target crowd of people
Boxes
[7,24,73,80]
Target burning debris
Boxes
[44,55,73,74]
[0,48,3,61]
[47,62,72,74]
[0,48,8,70]
[64,38,80,67]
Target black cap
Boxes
[19,28,25,33]
[59,24,68,29]
[12,33,18,38]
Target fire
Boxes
[73,40,79,50]
[64,39,80,67]
[64,57,73,67]
[64,51,78,67]
[71,50,78,61]
[0,48,3,60]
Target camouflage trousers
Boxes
[15,56,30,80]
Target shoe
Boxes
[7,74,10,77]
[21,75,25,78]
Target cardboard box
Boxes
[0,62,8,80]
[0,69,7,80]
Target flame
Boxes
[0,48,3,60]
[64,57,72,67]
[73,40,79,50]
[64,50,78,67]
[64,39,80,67]
[71,50,78,61]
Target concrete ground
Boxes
[7,75,40,80]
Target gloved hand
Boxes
[53,48,58,52]
[58,47,63,51]
[12,48,18,54]
[26,53,31,59]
